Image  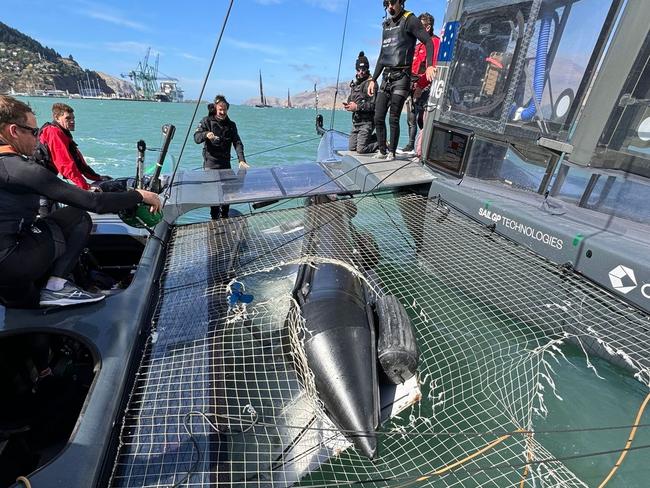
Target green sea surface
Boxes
[18,96,650,487]
[21,96,383,177]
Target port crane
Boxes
[121,47,179,100]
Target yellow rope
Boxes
[406,428,525,486]
[16,476,32,488]
[434,431,519,475]
[598,392,650,488]
[519,432,534,488]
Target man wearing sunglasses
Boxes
[0,95,161,308]
[368,0,436,161]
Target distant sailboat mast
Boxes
[256,70,271,108]
[287,88,292,108]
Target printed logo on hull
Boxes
[608,265,637,294]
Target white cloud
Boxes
[305,0,346,13]
[74,1,150,31]
[225,37,286,57]
[104,42,160,57]
[180,52,206,63]
[85,11,149,31]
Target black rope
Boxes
[237,158,430,269]
[329,0,352,130]
[170,406,650,487]
[228,135,322,161]
[163,0,235,206]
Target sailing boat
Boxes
[286,88,293,108]
[5,1,650,487]
[255,69,271,108]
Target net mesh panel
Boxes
[109,192,650,487]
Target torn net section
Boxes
[109,192,650,487]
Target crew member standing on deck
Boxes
[344,51,378,154]
[399,12,440,155]
[368,0,435,161]
[194,94,249,219]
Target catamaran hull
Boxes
[294,261,380,459]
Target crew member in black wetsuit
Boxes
[368,0,435,161]
[344,51,378,154]
[0,95,161,308]
[193,94,249,219]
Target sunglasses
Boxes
[14,123,39,137]
[383,0,399,7]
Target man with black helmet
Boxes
[368,0,436,161]
[343,51,378,154]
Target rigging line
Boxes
[228,136,322,161]
[372,192,419,254]
[162,0,235,206]
[237,158,416,269]
[170,408,650,487]
[165,135,323,188]
[294,444,650,487]
[170,409,650,439]
[598,391,650,488]
[329,0,352,130]
[243,155,405,215]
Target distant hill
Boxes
[243,82,352,110]
[0,21,133,97]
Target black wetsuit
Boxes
[193,115,245,218]
[372,11,434,155]
[347,75,378,154]
[0,151,142,307]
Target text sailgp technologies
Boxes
[478,208,564,250]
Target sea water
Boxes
[22,97,362,177]
[19,97,650,486]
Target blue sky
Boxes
[2,0,447,103]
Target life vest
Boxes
[33,122,57,173]
[0,152,40,239]
[200,116,238,165]
[37,122,96,178]
[378,10,415,68]
[348,77,374,123]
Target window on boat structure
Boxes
[463,136,553,192]
[444,4,525,126]
[594,31,650,180]
[506,0,614,134]
[441,0,615,140]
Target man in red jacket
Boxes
[399,12,440,154]
[38,103,110,190]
